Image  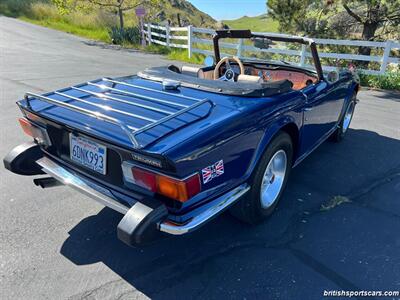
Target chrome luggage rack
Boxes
[24,77,215,149]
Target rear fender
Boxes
[244,115,300,180]
[338,81,360,123]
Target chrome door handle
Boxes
[304,107,313,111]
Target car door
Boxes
[299,79,344,155]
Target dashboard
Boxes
[240,65,317,90]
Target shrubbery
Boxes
[360,72,400,91]
[109,26,141,45]
[359,65,400,91]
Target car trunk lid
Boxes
[19,76,216,152]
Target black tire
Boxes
[230,131,293,224]
[330,92,357,143]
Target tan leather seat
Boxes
[181,66,204,78]
[237,74,263,84]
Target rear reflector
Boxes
[19,118,35,137]
[122,162,201,202]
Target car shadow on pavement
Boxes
[60,128,400,299]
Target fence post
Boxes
[187,25,193,59]
[165,23,170,48]
[380,40,392,75]
[147,23,152,45]
[237,39,244,58]
[299,45,306,66]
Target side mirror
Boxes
[204,56,215,67]
[326,70,339,83]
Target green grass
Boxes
[142,45,205,64]
[167,49,205,64]
[20,16,110,42]
[223,14,279,32]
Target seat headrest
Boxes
[181,66,204,78]
[237,74,263,84]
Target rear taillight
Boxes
[131,167,157,192]
[122,163,201,202]
[18,117,51,146]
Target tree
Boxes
[268,0,400,40]
[267,0,328,35]
[90,0,164,28]
[267,0,400,62]
[341,0,400,56]
[52,0,162,28]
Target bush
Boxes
[109,26,141,45]
[359,69,400,91]
[0,0,46,17]
[28,2,60,20]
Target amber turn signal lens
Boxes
[157,174,200,202]
[157,176,187,202]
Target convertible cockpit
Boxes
[169,29,322,91]
[174,56,318,90]
[139,30,323,97]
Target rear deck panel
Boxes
[19,76,216,151]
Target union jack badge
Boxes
[202,160,224,184]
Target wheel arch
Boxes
[245,117,300,181]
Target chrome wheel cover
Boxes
[260,149,287,209]
[342,101,355,133]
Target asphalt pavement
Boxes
[1,16,400,300]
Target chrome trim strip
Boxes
[87,82,189,109]
[36,157,130,214]
[159,184,250,235]
[103,78,203,102]
[71,87,175,115]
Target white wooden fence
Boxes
[144,23,399,76]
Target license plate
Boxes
[70,134,107,175]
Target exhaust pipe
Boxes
[33,177,63,189]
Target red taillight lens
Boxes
[131,167,157,192]
[124,164,201,202]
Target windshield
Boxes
[212,30,323,81]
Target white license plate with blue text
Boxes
[70,135,107,175]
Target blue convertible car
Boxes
[4,30,359,246]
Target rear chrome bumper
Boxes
[35,156,250,241]
[37,157,130,214]
[159,185,249,235]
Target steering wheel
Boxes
[213,56,245,81]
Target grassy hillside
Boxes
[223,14,279,33]
[159,0,216,27]
[0,0,217,42]
[0,0,217,28]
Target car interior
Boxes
[169,56,318,91]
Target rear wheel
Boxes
[330,92,357,142]
[230,131,293,224]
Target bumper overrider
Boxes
[3,143,250,247]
